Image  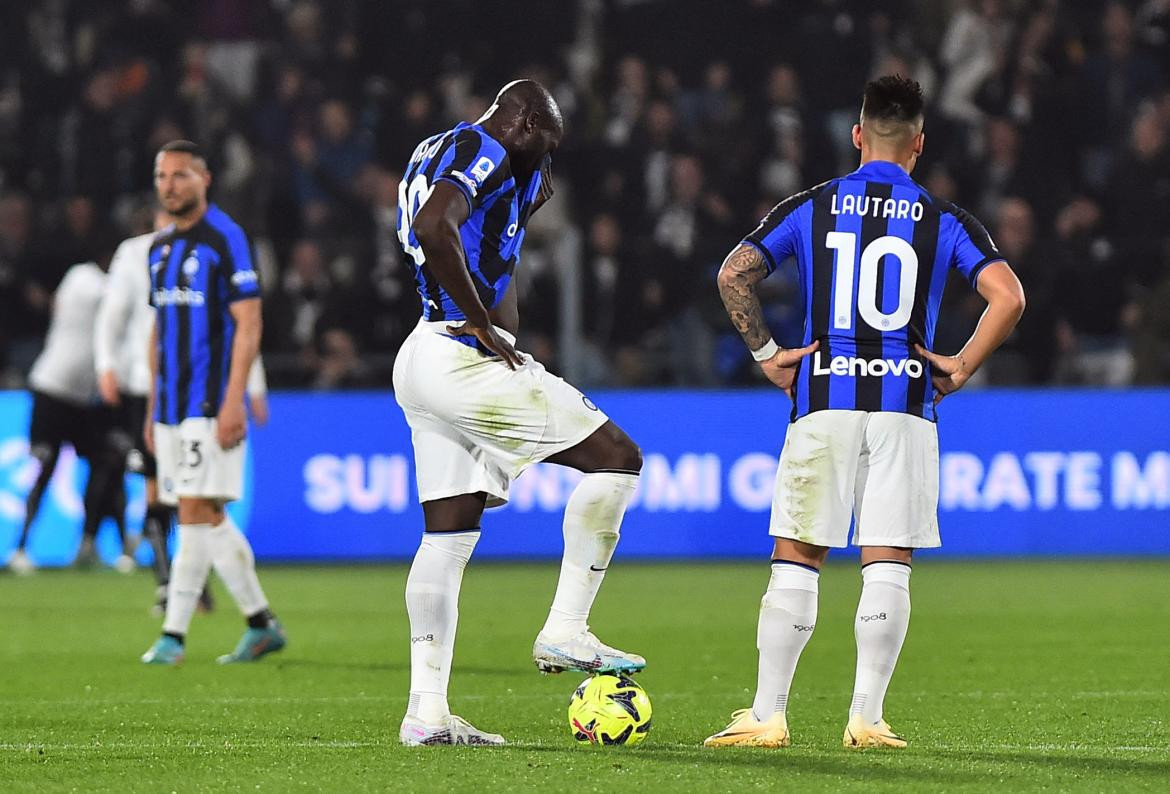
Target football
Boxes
[567,673,653,746]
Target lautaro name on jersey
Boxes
[396,121,544,328]
[745,160,1002,422]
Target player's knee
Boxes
[611,437,642,473]
[178,499,223,526]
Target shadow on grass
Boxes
[499,742,1000,786]
[937,749,1170,777]
[274,658,516,677]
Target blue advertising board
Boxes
[1,389,1167,564]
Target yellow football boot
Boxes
[843,714,908,748]
[703,709,791,748]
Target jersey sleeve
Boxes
[742,192,812,274]
[433,129,509,211]
[147,245,163,310]
[946,204,1005,286]
[94,238,138,374]
[219,223,262,302]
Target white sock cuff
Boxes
[861,561,912,589]
[586,470,640,488]
[418,530,480,564]
[768,562,820,593]
[177,523,213,535]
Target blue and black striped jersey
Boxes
[149,203,261,425]
[396,122,543,322]
[745,160,1004,422]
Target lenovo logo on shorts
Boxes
[811,351,923,378]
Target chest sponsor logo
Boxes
[153,287,205,307]
[182,254,200,278]
[811,351,924,378]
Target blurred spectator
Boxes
[1106,103,1170,286]
[938,0,1014,126]
[1050,197,1135,386]
[267,238,337,356]
[292,98,373,228]
[1076,1,1164,189]
[986,197,1055,384]
[0,192,47,378]
[758,64,823,200]
[310,327,376,391]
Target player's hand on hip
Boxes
[447,321,525,370]
[216,399,248,449]
[98,370,121,406]
[915,344,970,404]
[760,340,819,398]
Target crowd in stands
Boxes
[1,0,1168,389]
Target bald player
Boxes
[394,80,645,746]
[703,76,1025,749]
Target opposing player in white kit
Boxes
[394,80,645,746]
[95,209,269,613]
[8,239,133,573]
[704,76,1026,749]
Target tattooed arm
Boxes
[717,242,819,395]
[717,243,773,351]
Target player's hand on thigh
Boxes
[216,399,247,449]
[760,340,819,398]
[447,321,525,369]
[249,393,269,426]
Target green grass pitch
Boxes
[1,560,1167,791]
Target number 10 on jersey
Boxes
[826,232,919,332]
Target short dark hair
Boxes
[157,139,207,162]
[861,75,925,124]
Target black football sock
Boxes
[144,504,173,585]
[246,608,276,630]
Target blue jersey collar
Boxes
[849,160,915,184]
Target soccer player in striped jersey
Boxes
[704,76,1025,749]
[139,141,285,666]
[96,210,269,614]
[394,80,644,746]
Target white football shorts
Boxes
[393,320,609,507]
[154,417,246,507]
[770,409,941,548]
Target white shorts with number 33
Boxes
[154,417,246,507]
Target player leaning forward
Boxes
[394,80,644,746]
[704,76,1025,749]
[140,141,286,666]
